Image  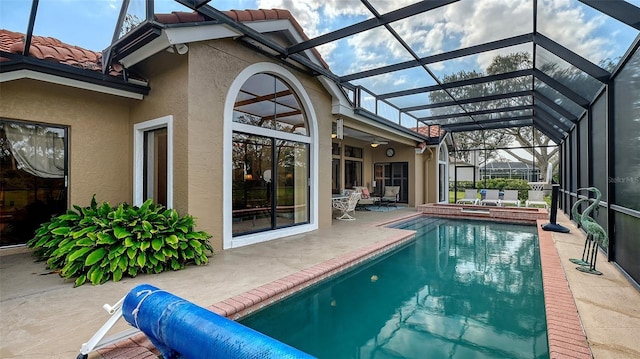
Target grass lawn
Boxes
[449,191,472,203]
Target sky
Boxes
[1,0,638,97]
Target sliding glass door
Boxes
[374,162,408,202]
[231,71,311,238]
[232,133,309,235]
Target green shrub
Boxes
[450,180,476,190]
[27,196,213,287]
[482,179,531,200]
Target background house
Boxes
[480,161,541,182]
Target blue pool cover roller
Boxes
[122,284,315,359]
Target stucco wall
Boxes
[0,79,132,207]
[130,51,189,214]
[413,150,425,206]
[423,147,438,203]
[137,39,333,251]
[1,38,425,252]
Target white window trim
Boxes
[223,63,319,249]
[438,141,449,204]
[133,116,174,208]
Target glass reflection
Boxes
[231,135,310,235]
[231,133,273,235]
[0,121,67,246]
[275,140,309,228]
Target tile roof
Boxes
[155,9,306,41]
[154,9,329,69]
[414,124,445,138]
[0,29,122,76]
[414,125,445,149]
[0,9,327,76]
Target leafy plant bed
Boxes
[27,196,213,287]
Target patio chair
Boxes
[480,189,500,206]
[333,192,361,220]
[525,190,548,209]
[456,189,479,205]
[353,186,380,210]
[500,190,520,207]
[380,186,400,207]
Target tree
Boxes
[429,52,559,181]
[119,13,143,39]
[429,70,513,165]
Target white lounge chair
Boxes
[501,190,520,207]
[525,190,548,209]
[480,189,500,206]
[333,192,361,220]
[456,189,479,205]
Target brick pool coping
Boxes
[537,218,592,359]
[417,202,549,224]
[98,213,592,359]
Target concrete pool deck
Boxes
[1,208,639,358]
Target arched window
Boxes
[227,68,316,248]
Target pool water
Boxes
[240,217,549,358]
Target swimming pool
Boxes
[240,217,549,358]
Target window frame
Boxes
[223,63,319,249]
[438,140,449,203]
[133,115,174,208]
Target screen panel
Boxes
[579,114,589,189]
[613,48,640,211]
[591,92,607,202]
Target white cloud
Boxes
[257,0,322,37]
[317,0,369,19]
[255,0,613,89]
[537,0,611,64]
